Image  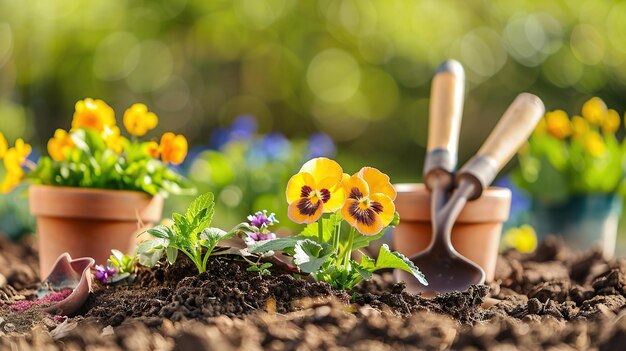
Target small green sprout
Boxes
[137,192,255,273]
[106,249,138,283]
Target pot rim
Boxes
[29,184,164,222]
[393,183,512,223]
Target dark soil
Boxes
[2,236,626,350]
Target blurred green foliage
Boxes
[3,0,626,179]
[4,0,626,245]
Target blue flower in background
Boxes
[230,115,258,140]
[260,132,291,161]
[209,127,231,150]
[308,132,336,158]
[209,115,259,150]
[495,175,530,226]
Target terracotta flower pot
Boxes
[29,185,163,279]
[393,183,511,282]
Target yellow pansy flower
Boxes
[159,132,188,165]
[584,131,606,158]
[502,225,537,253]
[341,167,396,236]
[581,97,607,125]
[0,132,7,159]
[1,169,23,194]
[123,103,158,137]
[571,115,589,138]
[146,141,160,158]
[47,129,75,161]
[602,109,620,134]
[103,125,127,154]
[545,110,571,139]
[286,157,345,224]
[72,98,116,132]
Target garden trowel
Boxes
[396,60,545,295]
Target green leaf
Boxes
[351,230,386,251]
[300,212,343,242]
[248,237,301,253]
[389,211,400,227]
[200,227,234,247]
[185,192,215,225]
[136,238,169,267]
[372,244,428,286]
[293,239,332,273]
[146,225,173,239]
[166,247,178,264]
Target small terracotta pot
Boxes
[393,183,511,282]
[29,185,163,279]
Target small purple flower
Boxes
[95,265,117,284]
[246,231,277,242]
[247,210,279,228]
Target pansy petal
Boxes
[318,177,345,212]
[299,157,343,185]
[343,174,369,200]
[355,215,384,236]
[341,199,360,228]
[341,198,384,236]
[369,193,395,227]
[286,172,316,203]
[288,198,323,224]
[358,167,396,200]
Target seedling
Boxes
[137,192,255,273]
[106,250,138,283]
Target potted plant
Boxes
[0,98,194,278]
[512,97,624,257]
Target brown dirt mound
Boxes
[2,236,626,350]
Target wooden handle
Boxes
[476,93,545,171]
[427,60,465,153]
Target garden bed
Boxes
[1,235,626,350]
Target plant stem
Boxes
[318,214,325,243]
[332,219,341,256]
[343,227,356,270]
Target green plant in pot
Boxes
[0,98,194,278]
[512,97,624,257]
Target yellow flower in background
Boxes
[146,141,160,158]
[533,118,546,135]
[581,97,607,125]
[584,131,606,158]
[72,98,116,132]
[545,110,571,139]
[341,167,396,236]
[571,115,589,138]
[47,129,75,161]
[159,132,188,165]
[602,109,620,134]
[103,125,127,154]
[123,103,158,137]
[3,138,32,173]
[0,132,7,159]
[286,157,345,224]
[1,169,23,193]
[502,225,537,253]
[1,138,31,193]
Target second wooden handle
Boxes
[476,93,545,171]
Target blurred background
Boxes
[1,0,626,250]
